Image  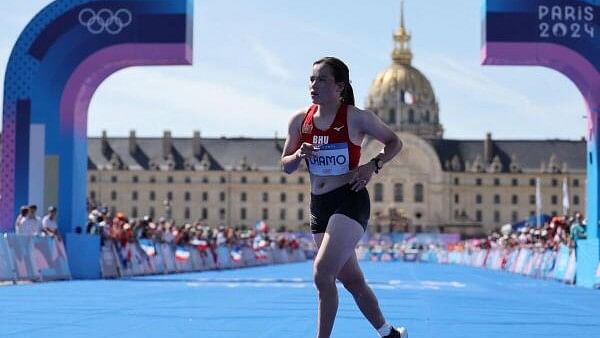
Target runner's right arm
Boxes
[281,110,318,174]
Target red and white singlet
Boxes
[300,104,361,176]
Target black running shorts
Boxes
[310,184,370,234]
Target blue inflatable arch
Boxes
[1,0,194,234]
[482,0,599,287]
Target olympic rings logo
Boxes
[78,8,133,35]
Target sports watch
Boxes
[370,157,384,174]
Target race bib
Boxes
[308,143,350,176]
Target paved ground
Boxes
[2,261,599,338]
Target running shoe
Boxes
[383,326,407,338]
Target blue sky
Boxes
[0,0,588,139]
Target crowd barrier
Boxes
[0,234,308,282]
[360,245,578,285]
[100,240,308,278]
[434,246,577,284]
[0,234,71,282]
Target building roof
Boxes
[0,133,586,173]
[429,137,586,173]
[87,135,285,171]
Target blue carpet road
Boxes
[1,261,599,338]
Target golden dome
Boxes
[368,0,435,105]
[368,64,435,104]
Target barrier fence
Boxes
[0,234,71,282]
[0,234,308,282]
[99,239,308,278]
[359,245,582,285]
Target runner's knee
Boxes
[313,262,336,290]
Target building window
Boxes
[454,209,460,220]
[476,210,482,222]
[574,195,580,205]
[551,195,558,205]
[573,179,579,187]
[184,176,191,184]
[389,109,396,124]
[184,192,191,201]
[111,175,117,183]
[111,191,117,201]
[219,208,225,220]
[263,176,269,184]
[90,175,96,183]
[202,208,208,219]
[298,193,304,203]
[131,206,138,218]
[551,179,558,187]
[262,192,269,202]
[202,192,208,202]
[132,191,138,201]
[132,175,138,183]
[280,193,286,202]
[529,178,535,186]
[394,183,404,202]
[220,176,226,183]
[241,208,247,220]
[454,177,459,185]
[298,208,304,220]
[90,191,96,200]
[511,195,518,205]
[150,191,155,201]
[414,183,424,203]
[219,192,226,202]
[202,176,209,183]
[280,209,286,220]
[511,211,518,223]
[241,192,247,202]
[298,177,305,184]
[184,207,190,220]
[241,176,247,184]
[150,176,156,184]
[374,183,384,202]
[476,178,482,186]
[262,208,269,220]
[454,194,459,204]
[149,206,155,218]
[166,191,173,201]
[529,195,535,205]
[408,109,415,123]
[494,210,500,223]
[280,176,287,184]
[167,176,173,183]
[494,194,500,204]
[512,178,518,186]
[493,178,500,186]
[476,194,482,204]
[530,210,536,216]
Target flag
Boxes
[230,248,243,263]
[254,220,268,233]
[255,248,268,261]
[191,239,209,252]
[400,90,415,105]
[535,177,542,227]
[139,239,156,257]
[562,177,570,216]
[175,246,190,261]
